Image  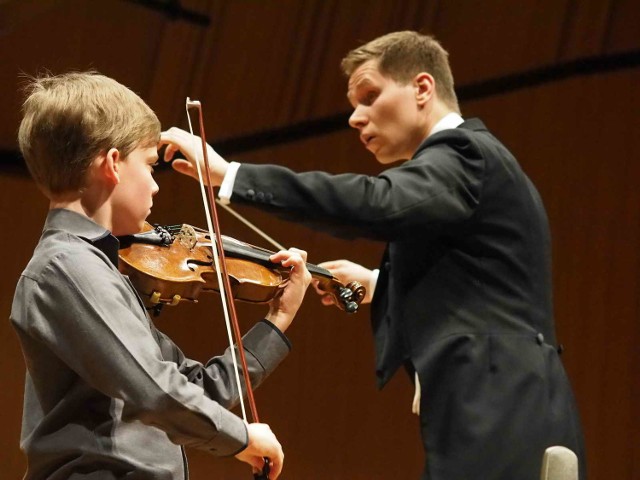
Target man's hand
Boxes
[235,422,283,479]
[159,127,229,186]
[315,259,375,305]
[266,248,312,332]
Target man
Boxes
[161,31,586,479]
[12,71,311,479]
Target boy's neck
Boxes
[49,196,112,232]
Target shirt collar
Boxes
[429,112,464,137]
[44,208,120,267]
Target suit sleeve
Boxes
[232,131,485,241]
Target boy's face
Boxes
[347,60,426,164]
[110,145,159,236]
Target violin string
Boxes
[186,99,248,423]
[216,200,286,251]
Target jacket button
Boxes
[256,191,265,202]
[247,189,255,199]
[536,333,544,345]
[265,192,273,202]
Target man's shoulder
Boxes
[415,118,506,161]
[414,128,481,162]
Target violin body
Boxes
[118,223,365,312]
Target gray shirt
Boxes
[11,208,291,479]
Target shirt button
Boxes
[536,333,545,345]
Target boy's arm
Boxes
[154,319,291,410]
[27,250,251,455]
[25,246,309,457]
[155,247,308,406]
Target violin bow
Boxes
[216,199,285,251]
[186,99,270,479]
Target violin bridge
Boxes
[177,224,198,249]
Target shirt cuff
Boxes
[370,268,379,298]
[218,161,241,205]
[260,319,292,351]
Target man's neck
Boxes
[427,102,460,136]
[429,111,464,137]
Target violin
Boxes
[118,222,365,314]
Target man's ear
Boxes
[414,73,435,107]
[99,148,121,185]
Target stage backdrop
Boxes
[0,1,638,478]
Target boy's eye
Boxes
[362,91,378,106]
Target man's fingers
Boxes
[162,144,178,162]
[170,159,194,175]
[320,294,335,306]
[317,259,346,270]
[269,457,283,479]
[311,282,336,305]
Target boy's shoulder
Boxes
[22,209,120,283]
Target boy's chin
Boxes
[112,220,145,237]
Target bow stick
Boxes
[186,98,270,479]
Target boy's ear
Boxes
[99,148,122,185]
[414,72,435,107]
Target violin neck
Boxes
[220,238,334,279]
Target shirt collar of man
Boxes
[45,208,120,267]
[429,112,464,137]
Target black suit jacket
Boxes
[232,119,585,480]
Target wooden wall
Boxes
[0,1,638,478]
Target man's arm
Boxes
[159,127,485,242]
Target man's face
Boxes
[110,145,159,236]
[347,60,427,164]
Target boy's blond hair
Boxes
[18,71,160,197]
[341,31,459,112]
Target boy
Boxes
[11,71,310,479]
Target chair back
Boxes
[540,446,578,480]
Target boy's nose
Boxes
[348,107,368,130]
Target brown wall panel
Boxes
[2,1,640,478]
[5,65,639,477]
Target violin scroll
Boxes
[315,277,365,314]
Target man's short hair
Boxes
[18,71,161,197]
[341,31,459,111]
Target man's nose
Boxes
[348,106,368,129]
